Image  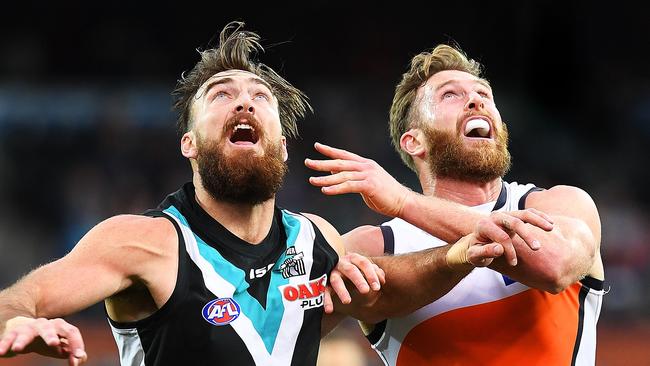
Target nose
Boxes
[235,103,255,114]
[464,92,485,111]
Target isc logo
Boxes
[201,298,241,326]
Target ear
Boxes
[400,128,427,160]
[280,136,288,162]
[181,131,198,159]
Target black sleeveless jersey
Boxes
[107,183,339,365]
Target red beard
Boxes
[423,122,511,183]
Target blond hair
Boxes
[389,45,484,171]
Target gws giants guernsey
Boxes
[368,181,605,366]
[108,183,338,366]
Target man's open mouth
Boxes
[229,123,260,145]
[463,118,492,139]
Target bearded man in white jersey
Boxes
[306,45,605,365]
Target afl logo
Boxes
[201,298,241,326]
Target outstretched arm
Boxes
[0,215,175,365]
[306,142,599,293]
[331,209,553,324]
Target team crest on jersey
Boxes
[278,246,306,279]
[201,298,241,326]
[279,274,327,309]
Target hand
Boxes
[323,253,386,314]
[0,316,87,365]
[447,209,554,268]
[305,142,412,218]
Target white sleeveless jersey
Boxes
[369,181,605,366]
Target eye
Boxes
[253,92,270,101]
[208,90,229,101]
[442,91,457,100]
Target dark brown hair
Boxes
[172,21,311,137]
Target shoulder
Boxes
[300,213,345,256]
[526,185,598,216]
[342,225,385,257]
[74,214,178,262]
[88,214,175,243]
[527,185,601,244]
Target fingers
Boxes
[313,142,367,162]
[323,288,335,314]
[509,208,554,231]
[10,321,43,353]
[328,269,351,305]
[492,213,543,252]
[475,218,518,266]
[319,181,369,196]
[328,253,384,310]
[467,243,504,267]
[51,319,85,364]
[308,171,365,188]
[0,330,18,355]
[342,254,382,292]
[0,317,86,363]
[304,157,365,174]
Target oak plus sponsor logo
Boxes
[279,274,327,310]
[278,246,306,279]
[201,298,241,326]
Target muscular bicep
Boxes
[491,186,602,291]
[342,226,385,256]
[4,215,175,318]
[526,186,601,248]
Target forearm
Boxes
[0,286,38,334]
[360,246,471,322]
[400,193,486,243]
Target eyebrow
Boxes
[435,78,492,92]
[202,76,273,98]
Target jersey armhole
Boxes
[296,213,340,272]
[107,210,188,330]
[365,319,388,346]
[379,225,394,255]
[518,186,544,210]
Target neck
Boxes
[193,175,275,244]
[420,174,502,206]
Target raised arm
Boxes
[310,210,552,328]
[337,210,554,324]
[0,214,175,365]
[305,143,599,293]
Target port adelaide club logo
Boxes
[278,247,306,279]
[202,298,241,326]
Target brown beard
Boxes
[423,122,511,183]
[196,134,288,205]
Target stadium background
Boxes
[0,2,648,365]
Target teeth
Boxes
[234,124,254,131]
[464,118,490,137]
